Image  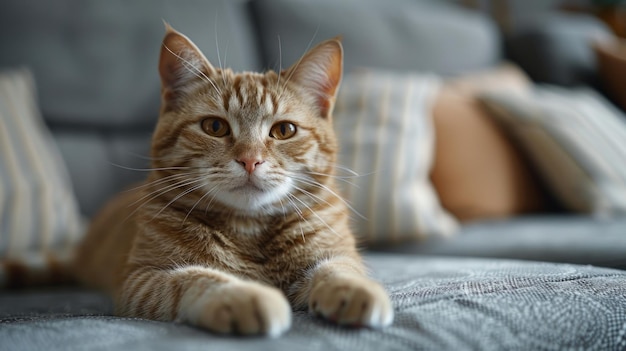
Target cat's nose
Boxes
[237,157,265,174]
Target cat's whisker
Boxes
[118,151,193,163]
[120,176,204,225]
[126,176,205,210]
[162,44,222,96]
[181,60,223,96]
[275,35,282,91]
[214,18,227,87]
[304,171,361,188]
[305,171,362,179]
[278,26,319,99]
[110,163,199,172]
[291,175,367,221]
[141,156,196,163]
[183,184,220,226]
[287,192,340,238]
[123,176,206,225]
[119,152,159,161]
[203,185,224,216]
[222,40,230,74]
[327,163,362,177]
[285,194,307,242]
[152,180,208,220]
[122,173,194,193]
[285,193,303,217]
[291,184,337,211]
[277,196,287,220]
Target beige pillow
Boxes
[334,69,458,244]
[430,64,547,222]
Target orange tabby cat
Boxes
[73,25,393,337]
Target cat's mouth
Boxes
[210,165,295,211]
[220,181,275,212]
[231,182,265,193]
[215,176,292,212]
[230,175,269,194]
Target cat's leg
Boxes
[117,266,292,337]
[291,256,394,328]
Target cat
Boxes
[73,24,393,337]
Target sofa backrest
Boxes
[0,0,501,217]
[251,0,501,76]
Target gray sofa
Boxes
[2,1,626,350]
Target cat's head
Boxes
[150,25,343,216]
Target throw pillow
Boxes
[0,68,83,286]
[481,86,626,216]
[430,64,548,222]
[594,38,626,112]
[333,70,458,244]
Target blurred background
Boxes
[1,0,625,267]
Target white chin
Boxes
[218,182,291,213]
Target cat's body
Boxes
[73,25,393,337]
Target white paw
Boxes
[188,281,292,337]
[309,276,393,328]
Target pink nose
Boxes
[237,157,265,174]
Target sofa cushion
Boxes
[431,64,547,222]
[594,38,626,112]
[481,86,626,216]
[334,70,457,243]
[1,255,625,350]
[0,68,82,285]
[251,0,500,76]
[377,216,626,269]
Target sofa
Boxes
[1,0,626,350]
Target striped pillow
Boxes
[334,70,458,244]
[481,86,626,216]
[0,68,82,286]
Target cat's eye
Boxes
[201,117,231,137]
[270,122,297,140]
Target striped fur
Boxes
[73,26,393,336]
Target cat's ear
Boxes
[284,38,343,119]
[159,23,216,106]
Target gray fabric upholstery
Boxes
[53,131,153,215]
[251,0,501,76]
[375,216,626,269]
[2,255,626,350]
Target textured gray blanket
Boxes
[1,255,625,350]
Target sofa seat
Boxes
[2,254,625,350]
[378,216,626,269]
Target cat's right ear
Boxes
[159,23,216,107]
[283,38,343,120]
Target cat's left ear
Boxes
[284,38,343,119]
[159,23,216,107]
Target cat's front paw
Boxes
[309,276,393,328]
[189,281,292,337]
